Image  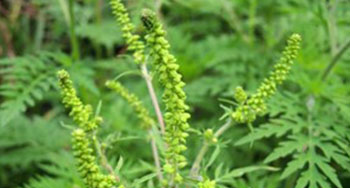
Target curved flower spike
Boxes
[232,34,302,123]
[106,80,155,129]
[57,70,102,132]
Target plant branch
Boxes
[214,118,233,137]
[149,129,164,182]
[141,63,165,182]
[190,119,233,177]
[141,63,166,134]
[190,141,209,177]
[93,135,120,182]
[322,39,350,81]
[326,0,338,56]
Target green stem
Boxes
[190,141,209,177]
[148,129,164,182]
[326,0,338,56]
[141,64,166,135]
[68,0,80,61]
[321,40,350,81]
[190,119,233,177]
[93,135,120,182]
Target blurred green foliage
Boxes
[0,0,349,188]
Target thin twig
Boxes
[94,135,120,182]
[326,0,338,56]
[190,141,209,177]
[149,129,164,181]
[190,119,233,177]
[214,119,233,137]
[321,40,350,81]
[141,63,165,183]
[141,63,166,134]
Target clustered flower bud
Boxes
[72,129,117,188]
[232,34,301,123]
[110,0,145,64]
[198,179,216,188]
[141,9,190,183]
[204,129,217,144]
[106,80,155,129]
[57,70,102,132]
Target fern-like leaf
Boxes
[0,52,61,126]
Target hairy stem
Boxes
[149,129,164,182]
[190,119,233,177]
[190,141,209,177]
[94,135,120,182]
[214,119,233,137]
[322,40,350,81]
[141,63,166,134]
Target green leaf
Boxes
[219,165,279,180]
[280,153,307,179]
[264,138,302,163]
[314,155,343,188]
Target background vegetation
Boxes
[0,0,349,187]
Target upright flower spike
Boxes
[57,70,102,132]
[72,129,117,188]
[110,0,145,64]
[141,9,190,183]
[106,80,155,129]
[232,34,301,123]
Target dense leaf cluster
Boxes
[0,0,349,188]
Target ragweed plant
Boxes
[57,3,304,186]
[190,33,302,178]
[232,34,302,124]
[3,0,350,188]
[141,9,191,185]
[58,70,122,188]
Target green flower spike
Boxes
[72,129,117,188]
[57,70,102,132]
[106,80,155,129]
[141,9,191,183]
[198,179,216,188]
[110,0,145,64]
[232,34,301,123]
[58,70,120,188]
